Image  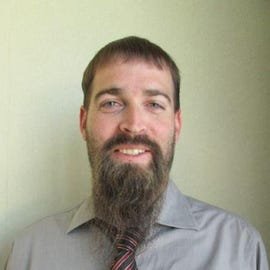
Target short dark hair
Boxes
[82,36,180,111]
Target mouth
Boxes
[117,148,148,155]
[112,145,151,163]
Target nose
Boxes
[119,105,146,135]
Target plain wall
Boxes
[0,0,269,268]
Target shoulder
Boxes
[164,181,260,236]
[5,201,85,270]
[186,195,270,268]
[166,181,263,247]
[161,182,269,269]
[186,194,256,231]
[12,201,82,248]
[185,194,263,248]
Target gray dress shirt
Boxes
[5,181,269,269]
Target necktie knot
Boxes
[111,228,142,270]
[115,229,141,253]
[92,219,142,270]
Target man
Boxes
[6,36,269,269]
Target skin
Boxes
[80,58,182,167]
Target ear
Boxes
[80,106,88,140]
[174,110,182,142]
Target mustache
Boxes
[102,133,160,153]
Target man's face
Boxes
[80,58,181,236]
[80,58,181,169]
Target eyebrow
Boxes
[143,89,171,104]
[94,87,171,104]
[94,87,122,102]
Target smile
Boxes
[118,149,146,155]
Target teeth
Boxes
[119,149,145,155]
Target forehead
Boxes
[92,58,174,95]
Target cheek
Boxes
[87,115,118,142]
[150,119,176,146]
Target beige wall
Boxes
[0,0,269,267]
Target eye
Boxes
[147,102,165,111]
[99,100,123,113]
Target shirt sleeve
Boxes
[4,243,13,270]
[4,240,31,270]
[249,230,269,270]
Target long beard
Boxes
[87,133,175,241]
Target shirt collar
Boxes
[157,181,199,230]
[67,181,199,234]
[66,197,95,233]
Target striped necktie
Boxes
[111,229,142,270]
